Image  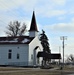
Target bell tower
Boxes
[29,11,38,37]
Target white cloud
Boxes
[0,0,25,9]
[58,16,66,20]
[71,17,74,22]
[52,0,67,6]
[36,7,67,17]
[0,0,37,11]
[0,0,68,18]
[45,10,67,17]
[44,22,74,32]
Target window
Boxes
[17,53,20,59]
[8,49,12,59]
[8,53,12,59]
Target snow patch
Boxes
[22,39,29,43]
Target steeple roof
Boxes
[29,11,38,31]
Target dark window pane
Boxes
[17,54,19,59]
[8,53,12,59]
[9,50,12,52]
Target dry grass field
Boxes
[0,66,73,75]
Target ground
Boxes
[0,66,73,75]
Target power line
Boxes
[0,20,7,25]
[0,1,23,24]
[0,1,25,20]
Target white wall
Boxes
[0,44,29,66]
[29,31,38,37]
[0,37,43,66]
[29,36,43,66]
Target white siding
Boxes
[29,31,38,37]
[0,37,43,67]
[0,44,29,66]
[29,36,43,66]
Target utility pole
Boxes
[59,46,61,65]
[60,36,67,67]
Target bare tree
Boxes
[66,54,74,63]
[5,21,27,36]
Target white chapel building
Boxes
[0,12,43,67]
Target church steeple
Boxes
[29,11,38,37]
[29,11,38,32]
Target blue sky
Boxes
[0,0,74,60]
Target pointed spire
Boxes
[29,11,38,31]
